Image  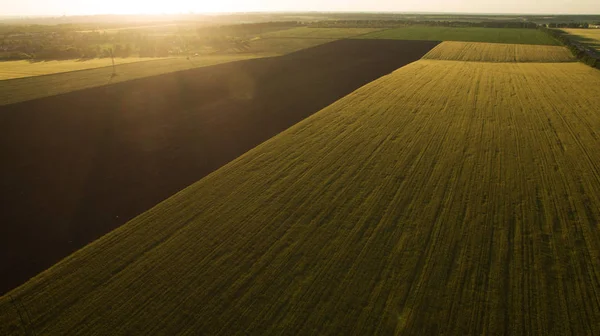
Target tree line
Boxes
[544,23,593,28]
[539,26,600,69]
[309,20,539,29]
[1,21,302,61]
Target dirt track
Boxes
[0,39,439,294]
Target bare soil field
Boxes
[0,39,439,294]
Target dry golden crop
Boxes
[423,41,575,62]
[0,57,175,80]
[1,60,600,335]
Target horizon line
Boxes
[2,10,600,19]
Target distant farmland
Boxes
[2,53,600,334]
[424,41,575,62]
[0,57,171,80]
[260,27,384,38]
[359,26,561,45]
[0,39,438,295]
[245,37,335,55]
[0,28,392,105]
[562,28,600,51]
[0,54,266,105]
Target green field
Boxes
[0,54,265,105]
[261,27,384,39]
[2,56,600,334]
[359,26,561,45]
[246,37,335,55]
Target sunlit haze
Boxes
[3,0,600,16]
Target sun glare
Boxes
[112,1,239,14]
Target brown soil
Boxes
[0,39,439,294]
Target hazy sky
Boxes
[3,0,600,16]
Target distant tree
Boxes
[100,48,112,58]
[122,44,132,57]
[81,47,97,58]
[114,44,122,54]
[1,52,32,60]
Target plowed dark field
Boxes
[0,39,438,294]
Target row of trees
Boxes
[197,21,302,37]
[309,20,538,29]
[1,21,302,61]
[1,44,134,60]
[545,23,594,28]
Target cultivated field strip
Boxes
[2,60,600,335]
[423,41,575,62]
[0,57,172,80]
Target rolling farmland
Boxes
[2,55,600,335]
[424,41,575,62]
[358,26,561,45]
[0,39,439,295]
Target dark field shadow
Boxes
[0,39,440,294]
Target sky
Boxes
[2,0,600,16]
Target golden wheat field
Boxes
[423,41,575,62]
[1,58,600,335]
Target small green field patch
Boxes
[261,27,385,39]
[357,26,560,45]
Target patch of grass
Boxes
[0,54,266,105]
[2,59,600,335]
[424,41,575,62]
[358,26,561,45]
